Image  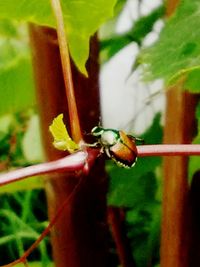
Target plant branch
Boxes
[0,143,200,266]
[137,144,200,156]
[108,207,136,267]
[0,152,87,186]
[1,144,200,187]
[50,0,82,142]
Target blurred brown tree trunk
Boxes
[161,84,197,267]
[161,2,198,267]
[29,25,109,267]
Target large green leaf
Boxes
[0,0,117,75]
[141,0,200,91]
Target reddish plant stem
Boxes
[50,0,82,142]
[166,0,180,16]
[1,141,200,266]
[161,77,198,265]
[108,207,136,267]
[0,152,87,186]
[160,1,198,266]
[1,144,200,186]
[0,176,84,267]
[137,144,200,156]
[0,148,99,267]
[20,176,84,262]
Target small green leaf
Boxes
[49,113,79,153]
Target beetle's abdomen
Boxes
[109,131,137,168]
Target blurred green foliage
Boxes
[141,0,200,92]
[0,111,47,265]
[0,190,51,266]
[0,20,35,116]
[100,4,165,62]
[4,0,200,267]
[0,111,44,194]
[0,111,44,169]
[0,0,167,266]
[107,113,162,266]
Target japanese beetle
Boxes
[91,126,141,168]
